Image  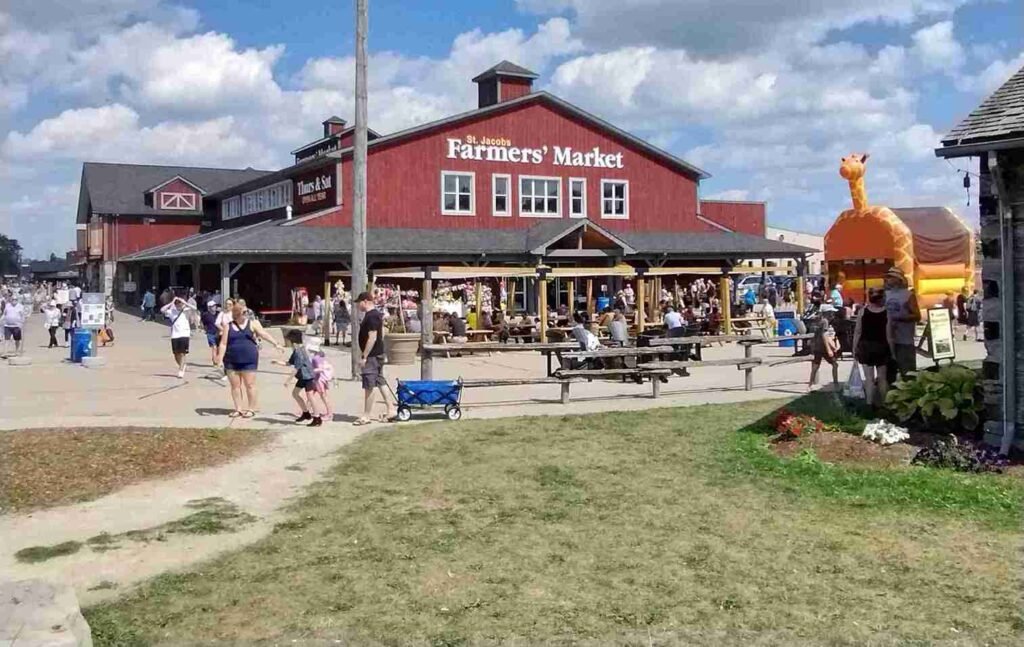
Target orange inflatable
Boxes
[824,154,974,308]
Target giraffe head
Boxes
[839,153,870,182]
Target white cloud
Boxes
[956,50,1024,94]
[912,21,965,71]
[704,189,750,201]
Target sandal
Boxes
[240,410,256,419]
[228,410,243,418]
[352,417,373,426]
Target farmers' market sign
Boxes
[446,135,624,169]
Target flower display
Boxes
[773,409,832,439]
[861,420,910,446]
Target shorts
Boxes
[171,337,190,355]
[892,343,916,375]
[295,377,316,391]
[3,326,22,341]
[855,340,890,367]
[206,332,219,347]
[812,350,837,366]
[360,355,386,390]
[224,361,258,372]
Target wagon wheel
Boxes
[396,406,412,422]
[445,405,462,421]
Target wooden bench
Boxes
[553,367,673,402]
[259,309,293,325]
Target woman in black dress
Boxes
[853,288,891,406]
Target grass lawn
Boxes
[0,428,268,513]
[86,395,1024,645]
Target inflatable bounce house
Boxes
[824,153,975,308]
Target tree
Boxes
[0,234,22,276]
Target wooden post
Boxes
[652,374,662,399]
[539,276,549,342]
[507,280,516,315]
[636,276,646,333]
[586,278,594,316]
[720,274,732,335]
[350,0,369,379]
[474,281,483,322]
[559,354,571,404]
[796,259,807,314]
[567,279,575,314]
[420,269,433,380]
[744,343,753,391]
[220,260,231,300]
[323,279,332,345]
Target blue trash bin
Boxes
[596,296,611,312]
[777,315,798,348]
[70,328,94,363]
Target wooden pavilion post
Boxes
[586,278,594,316]
[636,275,646,333]
[507,280,516,315]
[719,273,732,335]
[474,281,483,323]
[538,272,549,341]
[647,277,657,324]
[420,268,433,380]
[323,277,332,345]
[567,279,575,314]
[795,258,807,314]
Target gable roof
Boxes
[525,218,637,255]
[472,61,540,82]
[78,162,271,222]
[329,91,711,181]
[143,175,208,195]
[937,63,1024,156]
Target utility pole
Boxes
[350,0,369,378]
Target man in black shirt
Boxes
[355,291,396,424]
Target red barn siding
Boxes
[113,217,202,258]
[698,200,765,236]
[153,178,202,211]
[500,77,533,102]
[303,101,700,232]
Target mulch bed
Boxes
[773,431,919,468]
[0,428,269,514]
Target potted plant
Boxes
[384,310,419,365]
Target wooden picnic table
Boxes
[466,328,494,343]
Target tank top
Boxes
[859,307,887,343]
[224,319,259,366]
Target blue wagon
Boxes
[394,379,464,421]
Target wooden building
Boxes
[88,61,811,309]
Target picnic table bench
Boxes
[258,309,293,325]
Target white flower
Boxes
[861,420,910,446]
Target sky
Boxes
[1,0,1022,259]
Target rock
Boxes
[81,356,106,369]
[7,356,32,366]
[0,579,93,646]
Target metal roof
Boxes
[120,218,812,262]
[938,63,1024,154]
[472,61,539,82]
[77,162,271,223]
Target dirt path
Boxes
[0,422,373,605]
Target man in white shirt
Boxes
[2,297,26,355]
[761,296,776,339]
[663,305,684,330]
[161,296,195,378]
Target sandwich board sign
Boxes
[925,306,956,363]
[79,293,106,330]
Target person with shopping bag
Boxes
[852,288,891,406]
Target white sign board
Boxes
[79,293,106,330]
[927,306,956,362]
[122,281,137,292]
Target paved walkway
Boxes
[0,310,985,602]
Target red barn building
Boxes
[104,61,807,312]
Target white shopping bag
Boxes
[844,360,865,399]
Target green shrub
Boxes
[885,365,983,431]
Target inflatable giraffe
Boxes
[832,153,915,283]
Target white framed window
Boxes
[221,196,241,221]
[159,192,196,210]
[492,173,511,217]
[237,180,293,217]
[519,175,561,218]
[441,171,475,215]
[569,178,586,218]
[600,179,629,219]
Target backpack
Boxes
[317,355,335,382]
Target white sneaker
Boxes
[177,369,185,379]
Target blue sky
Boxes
[1,0,1022,257]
